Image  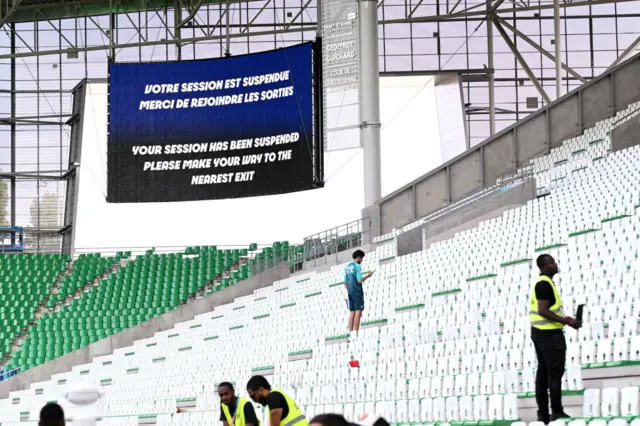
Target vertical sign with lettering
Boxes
[321,0,361,151]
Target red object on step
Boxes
[349,360,360,368]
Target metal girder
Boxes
[2,0,634,28]
[0,0,238,24]
[553,0,561,97]
[451,0,491,15]
[284,0,312,30]
[388,0,637,24]
[607,34,640,70]
[0,26,307,58]
[493,17,551,104]
[10,28,33,52]
[0,0,23,27]
[0,169,73,180]
[177,0,206,28]
[241,0,271,33]
[496,17,586,84]
[487,0,495,136]
[0,116,70,125]
[40,14,77,49]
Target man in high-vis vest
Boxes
[246,375,308,426]
[530,254,581,424]
[219,382,260,426]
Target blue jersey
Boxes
[344,261,363,295]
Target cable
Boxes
[149,18,167,60]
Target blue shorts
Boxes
[348,293,365,312]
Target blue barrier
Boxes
[0,367,20,381]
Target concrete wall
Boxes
[395,179,536,256]
[612,114,640,152]
[422,204,520,249]
[0,263,291,397]
[373,52,640,236]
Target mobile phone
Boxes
[576,304,585,322]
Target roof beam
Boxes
[0,0,24,27]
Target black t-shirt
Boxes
[535,280,556,306]
[267,392,289,420]
[219,401,259,425]
[532,278,563,335]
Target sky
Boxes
[73,76,461,252]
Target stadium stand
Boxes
[4,243,298,372]
[372,101,640,244]
[45,252,129,308]
[0,254,69,366]
[3,103,640,425]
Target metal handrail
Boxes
[0,366,20,382]
[302,217,372,262]
[385,166,535,238]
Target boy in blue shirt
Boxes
[344,250,374,338]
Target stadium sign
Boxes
[321,0,361,151]
[107,43,324,203]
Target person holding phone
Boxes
[344,250,374,339]
[529,254,582,424]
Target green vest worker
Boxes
[247,375,308,426]
[529,254,581,425]
[219,382,260,426]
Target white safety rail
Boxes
[4,114,640,425]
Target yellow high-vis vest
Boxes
[270,389,308,426]
[529,275,564,330]
[222,397,260,426]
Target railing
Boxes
[378,166,535,242]
[0,366,20,382]
[302,217,372,264]
[68,244,273,258]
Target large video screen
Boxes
[107,42,323,203]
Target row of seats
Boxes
[374,100,640,244]
[5,104,640,424]
[6,244,284,372]
[0,254,68,362]
[46,252,127,308]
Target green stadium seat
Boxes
[8,244,267,371]
[0,254,67,364]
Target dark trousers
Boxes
[531,329,566,415]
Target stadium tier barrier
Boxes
[4,102,640,425]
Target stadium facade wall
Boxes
[371,52,640,236]
[0,263,291,397]
[395,178,536,256]
[611,113,640,153]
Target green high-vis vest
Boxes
[222,397,260,426]
[529,275,564,330]
[270,389,308,426]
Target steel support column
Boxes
[487,0,495,136]
[10,24,16,232]
[224,0,230,56]
[174,0,182,60]
[553,0,562,98]
[359,0,382,206]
